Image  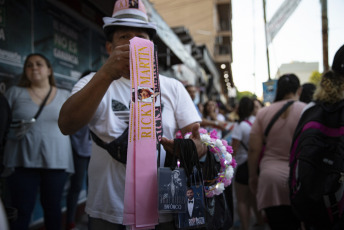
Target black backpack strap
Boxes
[239,120,251,151]
[240,141,248,151]
[264,100,295,138]
[90,128,129,164]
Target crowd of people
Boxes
[0,0,343,230]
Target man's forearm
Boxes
[58,71,113,135]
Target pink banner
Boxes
[123,37,158,229]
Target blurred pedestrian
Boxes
[0,92,11,177]
[228,103,239,122]
[65,71,93,230]
[185,84,202,117]
[253,99,264,116]
[0,92,11,229]
[289,44,344,230]
[3,53,73,230]
[299,83,316,104]
[202,100,227,138]
[231,97,264,230]
[248,74,306,230]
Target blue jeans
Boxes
[66,150,90,224]
[7,167,68,230]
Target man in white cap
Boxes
[58,0,206,229]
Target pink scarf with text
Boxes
[123,37,159,229]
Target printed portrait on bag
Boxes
[177,186,206,228]
[158,168,187,212]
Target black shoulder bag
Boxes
[90,128,129,164]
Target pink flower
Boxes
[209,147,217,154]
[226,145,233,153]
[220,158,226,168]
[199,128,208,134]
[210,129,218,139]
[206,190,214,198]
[230,159,237,168]
[223,179,232,187]
[214,146,220,153]
[175,130,183,139]
[222,139,228,147]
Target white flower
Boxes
[184,133,191,139]
[215,139,223,147]
[215,182,225,193]
[185,129,235,198]
[225,166,234,179]
[220,146,227,154]
[224,153,232,162]
[201,134,211,143]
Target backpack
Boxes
[289,100,344,228]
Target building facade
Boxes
[150,0,233,102]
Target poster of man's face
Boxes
[186,188,194,200]
[176,185,206,228]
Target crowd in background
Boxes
[0,3,342,229]
[0,66,334,230]
[0,50,342,230]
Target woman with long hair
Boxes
[202,100,226,138]
[248,74,306,230]
[231,97,264,230]
[3,53,73,230]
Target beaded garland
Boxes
[176,128,236,197]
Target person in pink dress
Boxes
[248,74,306,230]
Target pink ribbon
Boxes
[123,37,159,229]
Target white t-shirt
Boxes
[71,73,201,224]
[231,115,255,166]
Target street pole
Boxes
[321,0,329,72]
[262,0,271,80]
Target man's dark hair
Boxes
[238,97,254,123]
[185,84,194,90]
[300,83,316,103]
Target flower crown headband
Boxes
[176,128,236,197]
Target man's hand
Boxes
[161,123,207,158]
[214,120,227,131]
[188,123,207,158]
[100,44,130,81]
